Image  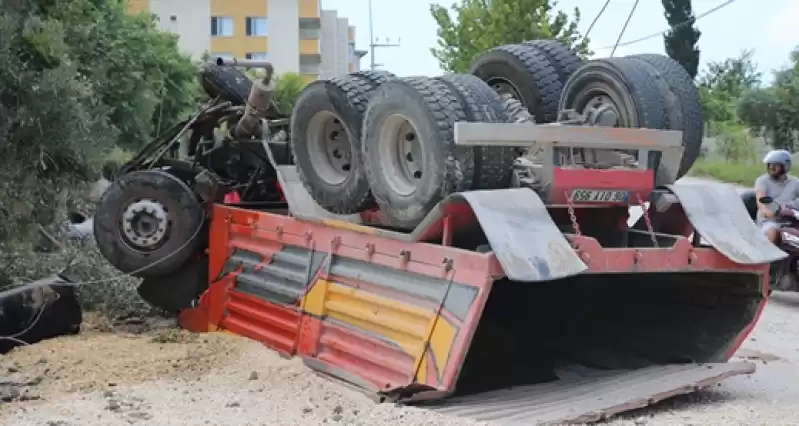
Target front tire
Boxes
[93,170,205,278]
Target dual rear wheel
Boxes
[293,41,703,230]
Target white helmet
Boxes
[763,149,792,172]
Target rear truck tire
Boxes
[626,54,704,178]
[199,64,252,105]
[137,256,209,313]
[469,44,562,123]
[522,40,583,87]
[348,70,396,86]
[290,76,386,214]
[93,170,205,278]
[559,57,668,173]
[435,74,518,189]
[362,77,472,229]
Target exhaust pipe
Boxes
[215,57,273,69]
[213,57,276,138]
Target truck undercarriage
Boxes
[91,41,785,424]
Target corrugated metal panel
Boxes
[426,362,754,425]
[230,246,319,305]
[314,282,436,389]
[316,322,415,390]
[222,291,301,355]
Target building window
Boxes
[246,17,268,36]
[210,17,233,37]
[212,53,233,61]
[170,15,177,22]
[348,43,355,59]
[245,53,268,61]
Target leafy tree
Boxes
[430,0,590,73]
[710,121,757,163]
[40,0,202,150]
[0,0,201,284]
[272,73,308,114]
[739,48,799,151]
[697,50,760,124]
[661,0,701,78]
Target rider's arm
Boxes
[755,175,774,218]
[791,178,799,209]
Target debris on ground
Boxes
[0,324,487,426]
[0,274,82,355]
[0,313,240,415]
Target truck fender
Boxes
[420,188,587,282]
[668,182,787,265]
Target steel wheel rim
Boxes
[377,114,424,197]
[120,198,171,252]
[306,111,352,185]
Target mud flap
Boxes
[669,183,787,265]
[427,362,754,425]
[450,188,587,282]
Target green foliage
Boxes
[661,0,701,78]
[738,87,780,133]
[693,50,764,175]
[0,6,114,244]
[0,0,201,284]
[738,48,799,151]
[709,121,757,163]
[36,0,202,150]
[688,160,763,187]
[429,0,590,73]
[272,73,308,114]
[697,50,761,124]
[695,47,799,180]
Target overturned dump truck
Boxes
[93,41,787,424]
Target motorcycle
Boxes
[741,189,799,293]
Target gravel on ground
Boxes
[0,314,485,426]
[2,294,799,426]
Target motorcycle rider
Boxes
[755,149,799,243]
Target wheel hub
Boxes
[583,95,620,127]
[399,125,423,181]
[379,114,423,196]
[490,78,522,102]
[121,199,169,250]
[325,122,352,173]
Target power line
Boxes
[595,0,740,51]
[611,0,640,56]
[584,0,612,40]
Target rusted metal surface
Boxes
[455,120,684,190]
[669,182,787,265]
[427,362,755,425]
[453,122,682,149]
[547,168,654,206]
[454,189,586,281]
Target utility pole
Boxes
[368,0,400,70]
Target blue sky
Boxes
[322,0,798,83]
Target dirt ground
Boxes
[0,294,797,426]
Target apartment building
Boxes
[127,0,364,81]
